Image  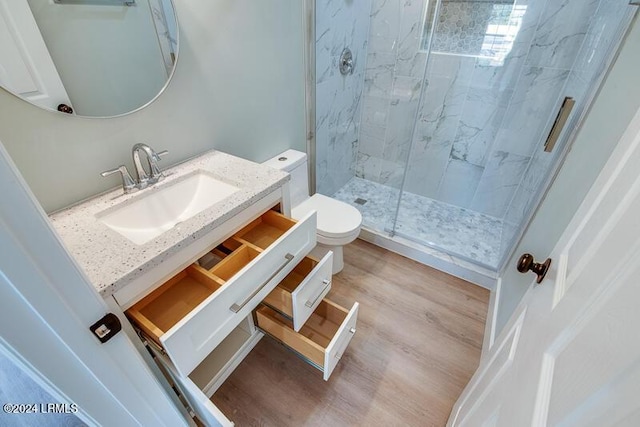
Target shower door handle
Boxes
[544,97,575,153]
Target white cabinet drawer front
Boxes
[324,301,358,380]
[262,252,334,331]
[162,211,316,376]
[291,252,333,331]
[256,299,359,381]
[127,210,317,378]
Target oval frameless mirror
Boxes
[0,0,178,118]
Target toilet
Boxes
[263,150,362,274]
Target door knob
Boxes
[517,254,551,284]
[57,103,73,114]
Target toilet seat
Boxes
[291,194,362,245]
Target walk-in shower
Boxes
[315,0,636,272]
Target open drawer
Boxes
[255,299,359,380]
[262,252,333,331]
[126,209,317,377]
[147,340,234,427]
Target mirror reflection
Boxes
[0,0,177,117]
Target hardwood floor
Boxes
[211,239,490,426]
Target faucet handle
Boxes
[150,150,169,181]
[101,165,137,193]
[150,150,168,162]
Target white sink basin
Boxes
[97,171,240,245]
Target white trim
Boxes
[359,228,497,290]
[481,278,501,360]
[0,140,189,426]
[303,0,316,194]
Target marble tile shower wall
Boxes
[357,0,541,196]
[315,0,372,196]
[356,0,428,190]
[405,0,539,216]
[356,0,617,222]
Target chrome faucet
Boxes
[132,143,168,187]
[100,144,168,194]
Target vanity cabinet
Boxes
[120,201,359,426]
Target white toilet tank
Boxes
[263,149,362,274]
[262,149,310,208]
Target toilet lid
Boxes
[291,194,362,239]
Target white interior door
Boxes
[0,0,71,110]
[0,141,189,426]
[448,107,640,426]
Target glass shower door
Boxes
[391,0,636,270]
[332,0,442,236]
[330,0,437,236]
[315,0,399,235]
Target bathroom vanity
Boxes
[50,150,359,426]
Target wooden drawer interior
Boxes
[126,209,298,348]
[208,244,260,282]
[234,210,296,249]
[262,256,319,317]
[255,299,349,367]
[126,241,260,346]
[126,265,223,347]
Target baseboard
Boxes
[358,229,498,290]
[481,278,501,361]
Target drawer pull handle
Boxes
[334,328,357,360]
[229,253,295,313]
[305,279,331,308]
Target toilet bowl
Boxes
[262,150,362,273]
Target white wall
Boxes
[27,0,168,117]
[0,0,306,212]
[495,16,640,336]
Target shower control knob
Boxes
[339,48,354,76]
[517,253,551,284]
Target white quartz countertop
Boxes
[50,150,289,297]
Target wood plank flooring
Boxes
[211,239,490,426]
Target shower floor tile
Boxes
[333,177,503,268]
